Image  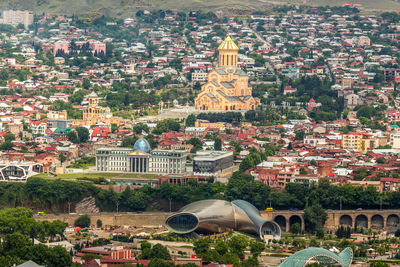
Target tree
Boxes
[186,114,196,127]
[82,253,101,262]
[111,123,118,133]
[294,130,305,141]
[150,244,171,260]
[76,127,89,143]
[249,240,265,257]
[59,153,66,164]
[291,223,301,234]
[0,140,13,151]
[395,228,400,237]
[134,123,149,135]
[193,238,212,256]
[121,136,138,147]
[299,167,308,175]
[82,78,90,89]
[227,235,248,258]
[70,90,87,105]
[214,138,222,150]
[4,133,15,142]
[74,215,91,228]
[67,131,79,144]
[148,258,174,267]
[46,245,72,267]
[188,137,203,153]
[303,204,327,234]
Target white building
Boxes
[95,147,187,174]
[0,10,34,29]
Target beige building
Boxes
[0,10,33,29]
[342,132,377,152]
[194,35,260,111]
[390,132,400,149]
[72,92,121,126]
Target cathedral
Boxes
[72,92,121,126]
[194,35,260,111]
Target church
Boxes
[194,35,260,111]
[72,92,121,126]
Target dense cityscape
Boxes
[0,4,400,267]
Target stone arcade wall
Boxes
[262,209,400,233]
[35,209,400,233]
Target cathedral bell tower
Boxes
[218,35,239,67]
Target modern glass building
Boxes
[165,199,281,241]
[278,247,353,267]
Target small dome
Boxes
[133,138,151,153]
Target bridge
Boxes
[261,209,400,233]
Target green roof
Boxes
[279,247,353,267]
[54,127,72,133]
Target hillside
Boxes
[0,0,400,16]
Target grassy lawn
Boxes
[32,172,120,180]
[32,172,157,180]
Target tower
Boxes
[218,35,239,67]
[87,92,99,108]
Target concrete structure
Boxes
[0,10,33,29]
[193,150,233,177]
[194,35,260,111]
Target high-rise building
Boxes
[194,35,260,111]
[0,10,33,29]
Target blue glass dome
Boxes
[133,138,151,153]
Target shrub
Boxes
[74,215,91,228]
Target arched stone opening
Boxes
[274,215,287,232]
[387,214,399,228]
[339,215,353,227]
[355,215,368,229]
[289,215,302,232]
[371,214,384,229]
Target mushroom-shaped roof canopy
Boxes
[218,35,239,51]
[133,138,151,153]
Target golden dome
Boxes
[218,35,239,51]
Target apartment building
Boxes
[0,10,33,29]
